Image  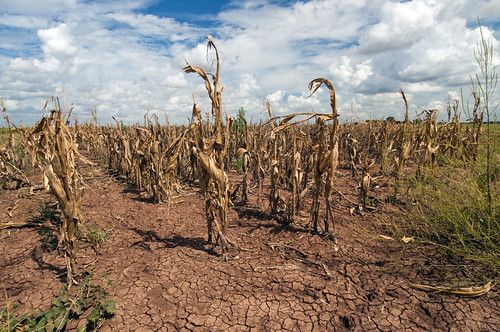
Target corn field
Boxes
[0,39,493,283]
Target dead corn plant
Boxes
[267,114,311,224]
[393,89,412,196]
[266,100,286,219]
[81,116,192,205]
[32,100,91,285]
[464,90,483,161]
[307,78,339,235]
[1,99,32,189]
[184,37,233,252]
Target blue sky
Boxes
[0,0,499,124]
[143,0,230,27]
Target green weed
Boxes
[1,275,115,332]
[81,224,109,252]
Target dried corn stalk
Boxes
[308,78,339,235]
[32,101,89,285]
[393,89,411,196]
[266,100,284,218]
[1,99,32,189]
[184,37,232,251]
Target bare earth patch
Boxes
[1,166,498,331]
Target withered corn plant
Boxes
[1,100,32,189]
[421,109,439,168]
[267,114,311,224]
[248,115,267,207]
[228,108,251,203]
[308,78,339,234]
[235,147,250,203]
[289,131,303,223]
[266,100,286,219]
[79,115,192,205]
[463,89,482,161]
[393,89,411,196]
[32,100,89,285]
[184,37,233,251]
[378,119,396,176]
[360,152,375,210]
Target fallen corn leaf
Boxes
[401,236,415,243]
[409,281,494,297]
[379,235,395,240]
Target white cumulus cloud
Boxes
[0,0,498,124]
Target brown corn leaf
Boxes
[409,281,494,297]
[401,236,415,243]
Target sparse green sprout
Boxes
[82,224,109,253]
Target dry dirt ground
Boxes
[1,164,498,331]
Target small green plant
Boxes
[230,155,245,173]
[81,224,109,253]
[231,107,248,174]
[363,195,376,208]
[1,276,115,332]
[233,107,247,137]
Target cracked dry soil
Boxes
[1,166,498,331]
